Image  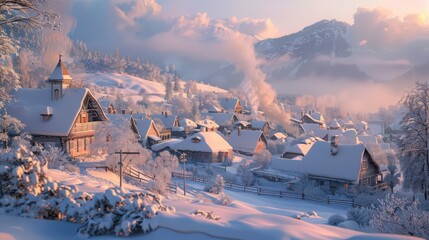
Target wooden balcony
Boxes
[69,122,96,138]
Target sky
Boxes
[45,0,429,114]
[156,0,429,37]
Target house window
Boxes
[192,137,201,143]
[54,89,60,99]
[362,159,368,170]
[343,183,349,189]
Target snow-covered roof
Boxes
[273,142,371,182]
[48,58,72,81]
[171,131,232,153]
[151,114,178,129]
[107,114,133,127]
[358,135,378,145]
[179,118,198,128]
[228,130,266,154]
[301,124,359,144]
[283,142,314,156]
[220,98,240,112]
[134,118,159,140]
[271,132,287,140]
[196,119,219,129]
[206,104,224,113]
[151,138,182,152]
[328,119,341,129]
[7,88,98,137]
[234,120,251,127]
[201,112,237,126]
[132,113,150,120]
[250,120,269,130]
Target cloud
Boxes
[225,17,279,39]
[349,7,429,64]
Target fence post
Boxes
[301,191,305,200]
[244,186,246,192]
[176,182,178,194]
[257,187,261,195]
[280,190,282,198]
[327,196,330,204]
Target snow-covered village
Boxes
[1,1,429,239]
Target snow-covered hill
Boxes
[74,72,228,103]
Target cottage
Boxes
[135,118,161,147]
[228,129,267,156]
[196,119,220,132]
[250,120,271,137]
[201,112,238,131]
[272,138,386,193]
[171,131,233,163]
[301,111,326,128]
[220,97,242,114]
[281,137,319,159]
[150,112,180,130]
[7,56,107,157]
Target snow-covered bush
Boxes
[338,220,360,231]
[42,144,68,169]
[190,210,220,220]
[347,206,374,227]
[0,138,171,238]
[205,174,225,194]
[241,169,255,186]
[369,194,429,238]
[146,151,178,194]
[252,150,272,170]
[218,192,232,206]
[328,214,346,226]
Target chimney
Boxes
[165,112,168,117]
[108,106,113,114]
[238,126,241,136]
[200,126,206,132]
[331,135,339,155]
[130,110,133,115]
[122,109,126,114]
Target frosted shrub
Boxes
[328,214,346,226]
[218,192,232,206]
[347,206,374,227]
[205,174,225,194]
[369,194,429,238]
[241,169,255,186]
[42,145,68,169]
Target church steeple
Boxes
[47,55,73,100]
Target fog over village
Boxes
[1,1,429,239]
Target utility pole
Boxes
[114,150,139,188]
[181,152,187,196]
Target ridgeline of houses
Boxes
[6,57,396,195]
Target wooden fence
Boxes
[124,167,362,208]
[172,172,363,208]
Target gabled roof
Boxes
[250,120,270,130]
[180,118,198,128]
[8,88,104,137]
[273,142,376,183]
[228,129,266,154]
[134,118,159,140]
[201,112,238,126]
[151,138,182,152]
[271,132,287,140]
[151,114,179,129]
[301,124,359,144]
[220,98,240,112]
[196,119,219,129]
[106,114,133,127]
[48,58,72,81]
[206,104,224,113]
[171,131,232,153]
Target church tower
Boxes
[47,55,72,100]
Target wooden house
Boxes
[220,97,242,114]
[134,118,161,147]
[250,120,271,137]
[171,131,233,163]
[271,137,387,193]
[228,129,268,156]
[196,119,220,132]
[7,56,107,157]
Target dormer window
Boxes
[192,136,201,143]
[54,89,60,100]
[40,106,53,120]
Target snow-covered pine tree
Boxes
[165,79,173,101]
[0,114,24,149]
[398,82,429,200]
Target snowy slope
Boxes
[75,72,227,103]
[0,168,415,240]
